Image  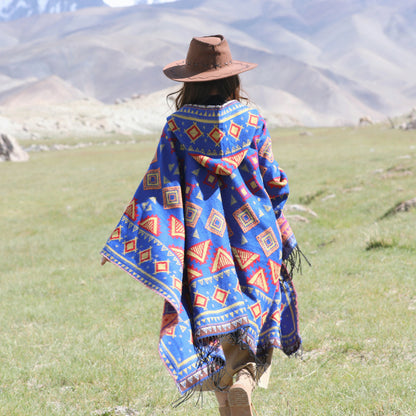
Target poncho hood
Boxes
[167,100,260,175]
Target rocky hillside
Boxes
[1,0,416,127]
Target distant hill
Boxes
[1,0,416,126]
[0,0,106,21]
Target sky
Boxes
[103,0,136,6]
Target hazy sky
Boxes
[103,0,136,6]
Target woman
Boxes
[101,35,302,416]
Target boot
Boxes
[228,364,256,416]
[215,391,231,416]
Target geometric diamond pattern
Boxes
[194,293,208,308]
[155,260,169,273]
[250,301,262,319]
[163,186,182,209]
[208,126,225,145]
[229,122,242,139]
[186,124,203,141]
[213,288,228,305]
[203,173,218,188]
[248,113,259,127]
[256,227,279,257]
[233,203,259,233]
[185,202,203,228]
[236,183,250,201]
[205,208,226,237]
[139,248,152,263]
[247,175,261,194]
[124,238,136,254]
[143,168,161,190]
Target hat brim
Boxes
[163,59,257,82]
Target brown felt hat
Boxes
[163,34,257,82]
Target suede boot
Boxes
[215,391,231,416]
[228,364,256,416]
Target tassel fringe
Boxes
[283,245,311,278]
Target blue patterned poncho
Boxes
[101,100,301,394]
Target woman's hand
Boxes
[101,256,109,266]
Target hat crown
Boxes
[186,35,232,70]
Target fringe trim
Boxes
[282,338,303,357]
[283,245,311,278]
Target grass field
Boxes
[1,125,415,415]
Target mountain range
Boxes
[1,0,416,127]
[0,0,175,21]
[0,0,106,21]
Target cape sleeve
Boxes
[255,117,299,264]
[101,123,185,313]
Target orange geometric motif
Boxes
[277,216,292,244]
[173,278,182,291]
[210,247,234,273]
[250,301,262,319]
[222,149,247,169]
[124,239,136,254]
[167,118,179,132]
[187,240,212,264]
[194,293,208,308]
[267,174,288,188]
[163,186,182,209]
[155,261,169,273]
[272,302,286,323]
[214,164,232,175]
[213,288,228,305]
[259,136,274,163]
[124,199,137,221]
[170,246,184,267]
[256,227,279,257]
[233,203,260,233]
[231,247,260,271]
[143,168,161,190]
[268,259,281,285]
[186,124,203,141]
[208,126,225,144]
[229,122,242,139]
[169,215,185,239]
[205,208,226,237]
[248,268,269,293]
[236,183,250,201]
[203,173,218,188]
[185,202,203,228]
[190,154,210,167]
[271,309,281,324]
[187,265,203,282]
[247,153,259,169]
[247,176,261,194]
[248,113,259,127]
[109,227,121,241]
[139,248,151,263]
[139,215,160,236]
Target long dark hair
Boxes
[168,75,248,110]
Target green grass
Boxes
[1,126,415,415]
